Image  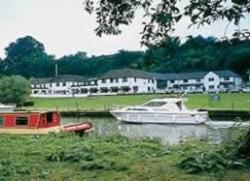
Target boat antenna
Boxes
[180,91,187,99]
[72,91,80,120]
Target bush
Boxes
[22,101,34,107]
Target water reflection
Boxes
[62,116,249,145]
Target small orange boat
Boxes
[0,111,93,134]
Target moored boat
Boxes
[0,103,16,112]
[0,111,93,134]
[110,98,208,124]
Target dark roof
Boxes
[153,72,207,80]
[49,75,86,82]
[153,70,240,80]
[213,70,241,78]
[30,75,86,84]
[30,77,50,84]
[101,68,154,79]
[177,72,208,80]
[150,73,178,80]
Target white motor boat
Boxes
[0,103,16,112]
[110,98,208,124]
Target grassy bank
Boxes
[1,133,250,180]
[28,93,250,111]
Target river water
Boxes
[62,116,250,145]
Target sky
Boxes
[0,0,249,59]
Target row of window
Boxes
[33,86,155,94]
[167,77,231,84]
[33,81,98,88]
[101,78,155,84]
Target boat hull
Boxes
[0,122,94,134]
[111,111,208,124]
[0,126,61,134]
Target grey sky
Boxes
[0,0,249,59]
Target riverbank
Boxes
[29,93,250,111]
[1,133,249,180]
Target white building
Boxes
[154,70,242,92]
[97,68,156,94]
[30,75,88,97]
[30,69,157,97]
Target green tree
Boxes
[3,36,54,78]
[84,0,250,46]
[0,76,30,105]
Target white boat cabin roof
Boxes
[145,98,185,103]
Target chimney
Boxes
[55,62,58,77]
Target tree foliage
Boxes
[0,35,250,79]
[3,36,55,78]
[83,0,250,46]
[0,76,30,104]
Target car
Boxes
[241,87,250,93]
[207,89,218,93]
[228,87,241,93]
[218,88,229,93]
[192,88,204,93]
[165,88,174,94]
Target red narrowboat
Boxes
[0,111,93,134]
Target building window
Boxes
[100,87,108,93]
[196,79,201,82]
[208,78,214,82]
[81,89,88,94]
[183,79,188,83]
[224,77,230,81]
[56,82,60,86]
[101,79,106,83]
[111,87,119,92]
[121,86,130,92]
[133,86,138,93]
[115,78,119,83]
[110,78,114,83]
[148,87,151,91]
[209,85,214,89]
[62,82,66,86]
[122,77,128,82]
[50,83,52,87]
[170,80,174,83]
[90,88,98,93]
[134,78,137,82]
[152,79,155,83]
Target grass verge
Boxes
[28,93,250,111]
[0,133,250,180]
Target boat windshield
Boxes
[143,101,166,107]
[176,101,182,110]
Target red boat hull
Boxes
[63,122,93,133]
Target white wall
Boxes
[31,77,157,97]
[203,72,220,91]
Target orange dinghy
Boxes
[0,111,93,134]
[63,122,93,134]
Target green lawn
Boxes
[1,133,249,180]
[28,93,250,111]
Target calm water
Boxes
[62,116,250,145]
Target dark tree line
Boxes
[0,35,250,79]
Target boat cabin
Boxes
[142,98,188,111]
[0,111,60,129]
